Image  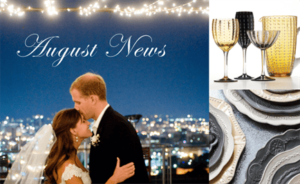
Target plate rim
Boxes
[224,90,300,126]
[272,158,300,184]
[287,173,300,184]
[209,97,246,184]
[209,112,225,168]
[237,90,300,114]
[209,104,234,181]
[250,90,300,103]
[259,145,300,184]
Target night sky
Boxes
[0,0,209,120]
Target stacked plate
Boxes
[224,90,300,125]
[209,97,246,184]
[245,129,300,184]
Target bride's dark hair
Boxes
[44,108,82,184]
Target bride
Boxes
[5,108,135,184]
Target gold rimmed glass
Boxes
[212,19,239,82]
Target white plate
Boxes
[224,90,300,126]
[209,104,234,181]
[209,97,246,184]
[250,90,300,103]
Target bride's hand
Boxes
[110,157,135,184]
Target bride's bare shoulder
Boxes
[61,159,76,169]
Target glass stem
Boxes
[224,51,229,79]
[261,50,266,76]
[243,48,247,74]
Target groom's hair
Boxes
[70,72,106,100]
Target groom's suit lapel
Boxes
[97,106,113,136]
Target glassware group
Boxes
[212,13,299,82]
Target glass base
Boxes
[214,77,237,82]
[269,73,291,77]
[234,74,253,80]
[251,75,275,81]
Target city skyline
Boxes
[0,111,208,153]
[1,113,207,122]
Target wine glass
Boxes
[234,12,254,80]
[247,30,280,81]
[212,19,239,82]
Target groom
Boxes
[70,72,149,184]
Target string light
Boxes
[79,2,100,16]
[0,0,7,8]
[9,5,24,16]
[44,0,57,15]
[0,0,209,17]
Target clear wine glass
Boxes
[247,30,280,81]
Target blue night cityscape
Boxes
[0,0,209,183]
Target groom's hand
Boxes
[110,157,135,183]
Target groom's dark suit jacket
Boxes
[89,106,149,184]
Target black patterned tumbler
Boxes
[234,12,254,80]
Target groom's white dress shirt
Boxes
[92,104,110,135]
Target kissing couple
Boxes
[5,73,149,184]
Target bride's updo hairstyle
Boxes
[44,108,82,184]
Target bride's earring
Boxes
[76,136,79,142]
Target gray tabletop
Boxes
[209,90,300,184]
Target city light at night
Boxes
[0,113,208,179]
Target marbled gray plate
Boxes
[209,113,225,168]
[237,90,300,114]
[245,129,300,184]
[271,159,300,184]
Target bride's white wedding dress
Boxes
[5,125,94,184]
[60,164,92,184]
